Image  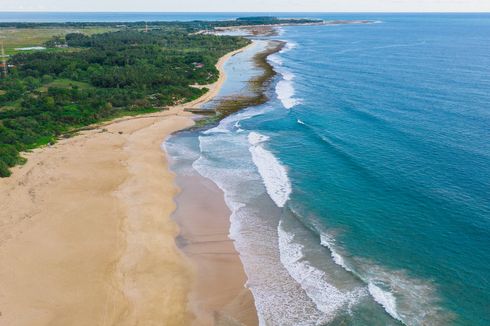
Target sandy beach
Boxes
[173,175,258,326]
[0,42,257,326]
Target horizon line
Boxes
[1,11,490,14]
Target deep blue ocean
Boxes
[268,15,490,325]
[5,12,488,325]
[168,14,490,325]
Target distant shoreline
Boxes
[203,19,375,36]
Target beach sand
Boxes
[173,175,258,326]
[0,43,257,326]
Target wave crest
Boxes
[248,132,291,207]
[278,222,366,321]
[320,231,453,325]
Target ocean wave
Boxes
[204,105,270,135]
[248,131,270,145]
[268,53,283,66]
[295,120,379,181]
[368,282,402,322]
[193,132,328,325]
[278,222,366,322]
[280,41,298,53]
[319,231,452,325]
[282,70,295,81]
[248,132,291,208]
[295,117,348,147]
[320,233,354,273]
[269,41,302,109]
[276,79,302,109]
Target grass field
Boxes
[0,27,117,56]
[37,79,93,92]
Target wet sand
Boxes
[173,175,258,326]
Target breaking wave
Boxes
[248,132,292,207]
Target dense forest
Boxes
[0,27,250,177]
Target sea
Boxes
[5,12,489,325]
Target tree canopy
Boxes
[0,28,249,176]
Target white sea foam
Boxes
[276,27,285,36]
[193,132,328,325]
[320,231,401,320]
[278,222,366,321]
[268,53,283,66]
[248,131,269,145]
[248,132,291,208]
[204,105,270,135]
[171,39,337,325]
[282,70,295,81]
[269,41,302,109]
[368,282,402,322]
[320,233,353,273]
[276,79,301,109]
[319,231,451,325]
[364,264,452,325]
[280,41,298,53]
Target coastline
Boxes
[168,39,287,325]
[0,42,255,325]
[172,175,258,325]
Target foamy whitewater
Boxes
[248,132,291,207]
[278,221,367,321]
[269,43,302,109]
[166,13,490,326]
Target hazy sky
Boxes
[4,0,490,12]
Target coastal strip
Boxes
[0,42,252,326]
[172,174,259,326]
[170,39,287,326]
[194,40,285,128]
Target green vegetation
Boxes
[0,27,249,176]
[0,17,318,177]
[0,27,117,56]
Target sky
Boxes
[2,0,490,12]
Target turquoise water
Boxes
[169,14,490,325]
[268,15,490,325]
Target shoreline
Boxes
[0,42,255,325]
[172,175,258,325]
[194,40,285,128]
[170,40,265,325]
[167,39,284,325]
